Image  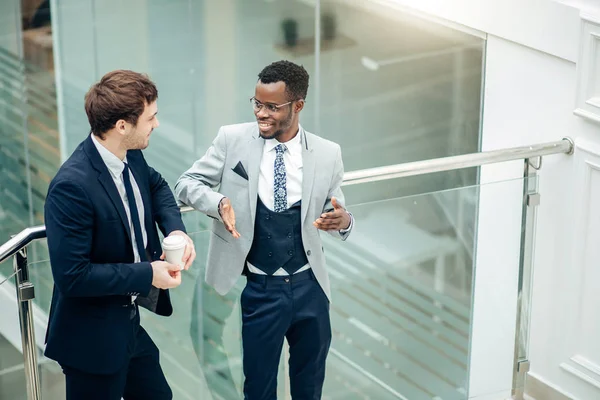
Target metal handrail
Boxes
[0,137,575,400]
[342,137,573,185]
[0,137,575,263]
[0,226,47,265]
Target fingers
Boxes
[184,246,196,270]
[313,220,342,230]
[167,271,182,287]
[157,272,180,290]
[320,211,340,219]
[160,251,165,260]
[222,204,241,238]
[224,224,241,238]
[168,269,181,278]
[190,248,197,267]
[224,223,241,238]
[165,262,181,272]
[313,215,343,230]
[166,265,182,288]
[182,244,191,266]
[173,234,195,270]
[317,209,342,224]
[315,205,350,230]
[331,197,342,210]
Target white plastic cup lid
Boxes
[162,235,186,250]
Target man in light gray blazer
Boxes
[175,60,354,400]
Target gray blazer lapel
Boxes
[301,129,315,224]
[247,129,264,223]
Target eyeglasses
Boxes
[250,97,294,114]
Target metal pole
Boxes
[342,138,574,186]
[14,247,41,400]
[511,159,537,399]
[314,0,321,134]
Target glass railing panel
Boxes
[50,0,486,198]
[28,253,53,314]
[23,241,65,399]
[315,0,485,178]
[2,245,64,400]
[6,254,66,400]
[21,232,229,400]
[38,357,66,400]
[0,40,59,238]
[0,342,27,400]
[17,227,241,399]
[139,230,244,400]
[1,174,531,399]
[319,177,530,400]
[512,172,539,396]
[0,272,28,400]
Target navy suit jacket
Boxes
[43,135,186,375]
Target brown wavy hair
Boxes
[84,70,158,139]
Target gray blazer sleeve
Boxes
[175,127,227,220]
[323,145,353,240]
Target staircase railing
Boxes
[0,138,574,400]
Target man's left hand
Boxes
[160,230,196,270]
[313,197,351,231]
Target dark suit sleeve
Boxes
[45,179,153,297]
[147,163,186,236]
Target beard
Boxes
[258,108,293,140]
[259,128,285,140]
[124,129,151,150]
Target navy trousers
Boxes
[241,269,332,400]
[61,305,172,400]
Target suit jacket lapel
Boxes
[301,129,315,224]
[247,126,264,224]
[97,171,132,243]
[83,137,132,243]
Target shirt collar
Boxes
[90,134,128,179]
[264,127,303,156]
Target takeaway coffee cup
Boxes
[162,235,186,270]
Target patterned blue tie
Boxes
[273,144,287,212]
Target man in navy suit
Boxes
[44,70,196,400]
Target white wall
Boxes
[347,0,582,61]
[480,36,580,399]
[381,0,600,398]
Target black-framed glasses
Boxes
[250,97,295,114]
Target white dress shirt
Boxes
[91,135,147,300]
[258,131,304,211]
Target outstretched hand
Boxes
[219,197,241,238]
[313,197,351,231]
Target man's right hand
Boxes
[151,261,182,289]
[219,197,241,238]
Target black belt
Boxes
[81,295,134,308]
[246,268,315,286]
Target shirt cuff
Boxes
[340,211,354,234]
[216,196,227,222]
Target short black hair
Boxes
[257,60,309,101]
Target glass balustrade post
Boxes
[14,246,41,400]
[512,158,540,399]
